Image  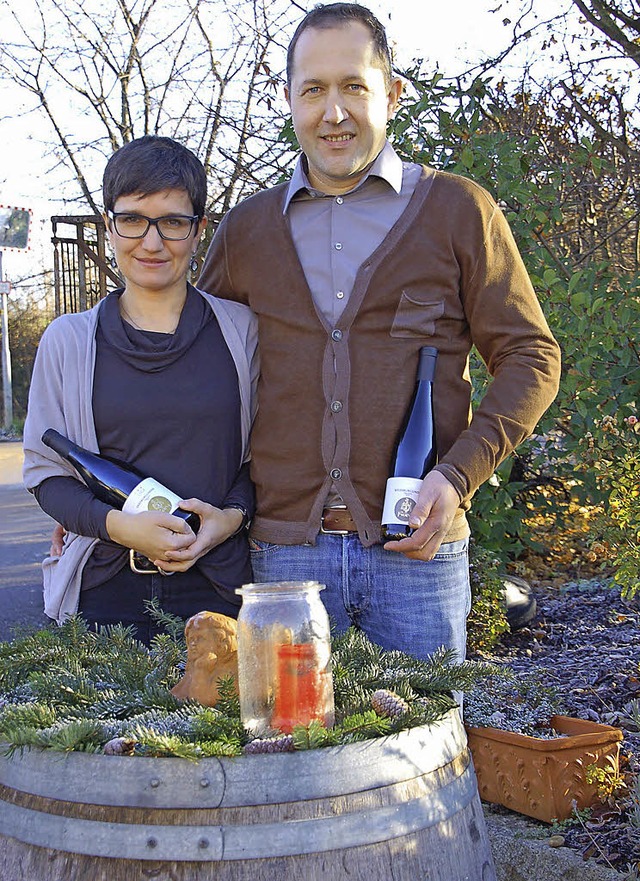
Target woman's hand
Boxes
[105,508,197,563]
[158,499,243,573]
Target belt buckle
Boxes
[129,549,159,575]
[320,504,351,536]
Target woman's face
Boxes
[106,188,206,296]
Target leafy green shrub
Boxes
[467,543,509,654]
[0,296,52,424]
[389,71,640,563]
[587,415,640,599]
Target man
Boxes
[195,3,561,661]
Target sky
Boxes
[0,0,562,282]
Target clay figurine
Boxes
[171,611,239,706]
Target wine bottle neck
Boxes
[41,429,76,460]
[417,347,438,383]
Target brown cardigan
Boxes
[199,166,561,546]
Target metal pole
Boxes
[0,251,14,430]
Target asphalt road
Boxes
[0,441,52,640]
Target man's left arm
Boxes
[387,197,561,560]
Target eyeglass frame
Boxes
[107,211,201,241]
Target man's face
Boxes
[285,21,403,195]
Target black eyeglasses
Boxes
[108,211,199,241]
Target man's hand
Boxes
[50,523,66,557]
[383,471,460,561]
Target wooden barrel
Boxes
[0,709,496,880]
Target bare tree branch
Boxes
[571,0,640,67]
[0,0,300,214]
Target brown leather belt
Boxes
[320,505,358,535]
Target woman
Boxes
[23,136,258,644]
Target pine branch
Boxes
[292,720,337,750]
[333,710,394,743]
[0,702,57,735]
[34,719,105,753]
[191,705,244,743]
[0,615,491,759]
[197,738,243,758]
[144,598,187,643]
[127,726,204,761]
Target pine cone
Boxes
[243,735,295,755]
[103,737,137,756]
[371,689,409,719]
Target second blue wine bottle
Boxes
[381,347,438,541]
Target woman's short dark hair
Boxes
[286,3,393,87]
[102,136,207,218]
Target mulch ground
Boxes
[475,578,640,876]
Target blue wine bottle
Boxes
[381,347,438,541]
[41,429,200,532]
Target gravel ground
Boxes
[475,578,640,875]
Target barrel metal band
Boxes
[0,711,468,808]
[0,763,478,861]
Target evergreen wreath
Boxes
[0,601,494,760]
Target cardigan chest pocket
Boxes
[390,291,445,338]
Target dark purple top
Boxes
[34,287,253,603]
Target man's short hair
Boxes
[102,136,207,218]
[286,3,393,86]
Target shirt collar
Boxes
[283,140,404,214]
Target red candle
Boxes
[271,643,325,733]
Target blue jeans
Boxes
[249,535,471,661]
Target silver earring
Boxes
[109,256,118,269]
[190,256,199,273]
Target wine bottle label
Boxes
[381,477,423,526]
[122,478,183,516]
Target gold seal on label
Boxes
[148,496,172,513]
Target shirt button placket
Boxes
[330,196,346,488]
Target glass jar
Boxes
[235,581,335,736]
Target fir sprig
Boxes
[190,705,245,743]
[1,727,50,756]
[196,738,243,758]
[37,719,105,753]
[144,598,187,642]
[128,727,204,761]
[0,621,488,759]
[0,702,57,733]
[292,719,337,750]
[332,710,394,743]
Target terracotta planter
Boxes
[465,714,623,823]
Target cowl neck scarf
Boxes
[98,284,212,372]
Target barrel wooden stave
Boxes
[0,710,496,880]
[0,800,495,881]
